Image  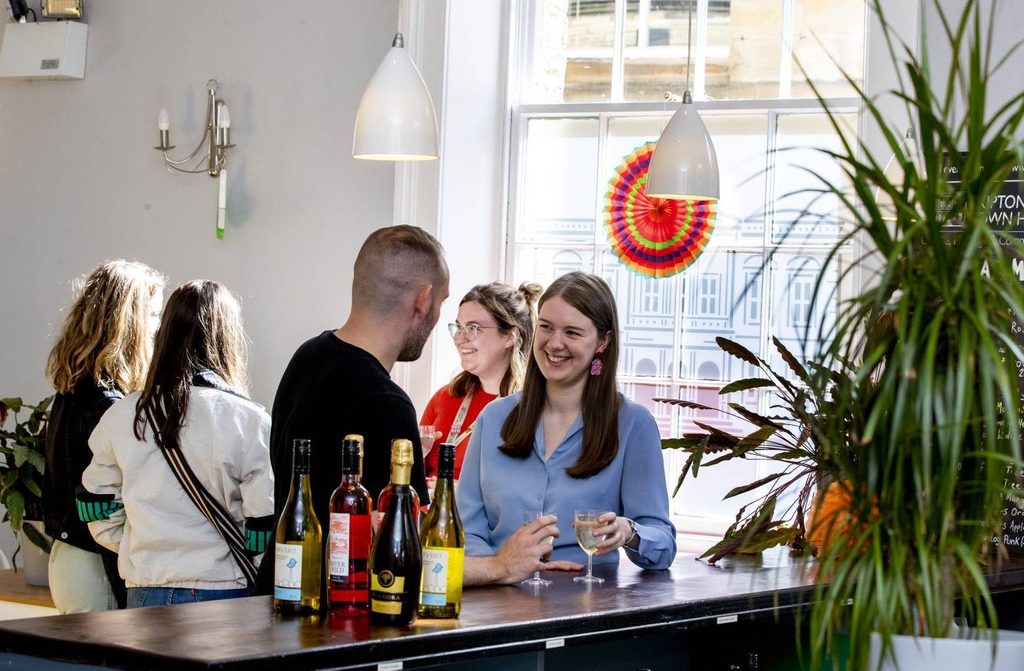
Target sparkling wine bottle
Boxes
[274,439,322,615]
[328,434,373,613]
[373,473,420,536]
[369,439,421,626]
[418,443,464,618]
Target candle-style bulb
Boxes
[158,108,169,131]
[219,104,231,129]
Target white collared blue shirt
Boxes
[456,392,676,569]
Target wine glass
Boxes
[521,510,554,587]
[572,510,606,584]
[418,424,437,459]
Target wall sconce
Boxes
[155,79,234,177]
[41,0,83,19]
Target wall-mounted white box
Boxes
[0,21,88,80]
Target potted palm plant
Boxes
[800,0,1024,668]
[0,396,52,581]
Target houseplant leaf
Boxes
[719,378,775,394]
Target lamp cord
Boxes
[685,0,693,95]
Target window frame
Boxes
[502,0,870,542]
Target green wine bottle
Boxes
[418,442,464,618]
[274,439,322,615]
[369,439,421,626]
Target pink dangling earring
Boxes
[590,357,603,376]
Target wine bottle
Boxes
[274,439,322,615]
[369,439,422,626]
[328,434,373,613]
[373,472,420,536]
[418,443,464,618]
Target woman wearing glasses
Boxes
[420,281,542,481]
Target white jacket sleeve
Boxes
[80,412,126,554]
[238,409,275,556]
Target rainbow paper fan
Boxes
[603,141,717,278]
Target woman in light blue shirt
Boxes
[458,272,676,586]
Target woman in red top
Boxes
[421,281,541,481]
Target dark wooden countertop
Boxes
[2,549,1023,670]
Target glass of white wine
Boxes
[572,510,606,584]
[418,424,437,459]
[521,510,554,586]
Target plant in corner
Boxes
[800,0,1024,669]
[0,396,52,556]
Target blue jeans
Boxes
[126,586,250,608]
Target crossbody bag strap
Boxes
[147,412,257,587]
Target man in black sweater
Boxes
[256,225,448,595]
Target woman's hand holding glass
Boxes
[589,512,631,556]
[573,511,630,584]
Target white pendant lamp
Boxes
[645,90,720,200]
[644,2,719,201]
[352,33,439,161]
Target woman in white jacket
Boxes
[81,280,274,608]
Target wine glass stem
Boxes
[533,570,541,581]
[587,555,593,579]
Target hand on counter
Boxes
[463,514,583,586]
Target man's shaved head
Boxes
[352,225,448,315]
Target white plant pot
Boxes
[17,520,50,587]
[870,629,1024,671]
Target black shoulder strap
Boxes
[146,411,257,588]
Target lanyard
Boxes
[446,390,475,446]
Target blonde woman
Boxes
[421,282,542,481]
[82,281,274,607]
[44,260,165,613]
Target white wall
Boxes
[0,0,410,563]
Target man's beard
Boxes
[397,320,432,362]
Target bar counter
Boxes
[3,549,1024,670]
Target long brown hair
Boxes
[133,281,249,448]
[47,260,165,394]
[449,281,542,397]
[499,272,621,478]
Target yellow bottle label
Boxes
[419,547,464,607]
[370,571,407,615]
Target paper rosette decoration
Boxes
[603,141,717,278]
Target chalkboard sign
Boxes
[946,158,1024,555]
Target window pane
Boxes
[564,0,617,101]
[514,246,596,287]
[520,118,599,243]
[772,112,857,245]
[790,0,866,98]
[767,252,839,372]
[706,1,783,100]
[701,114,768,244]
[623,0,689,102]
[620,381,675,435]
[601,251,679,379]
[677,251,762,382]
[604,114,768,246]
